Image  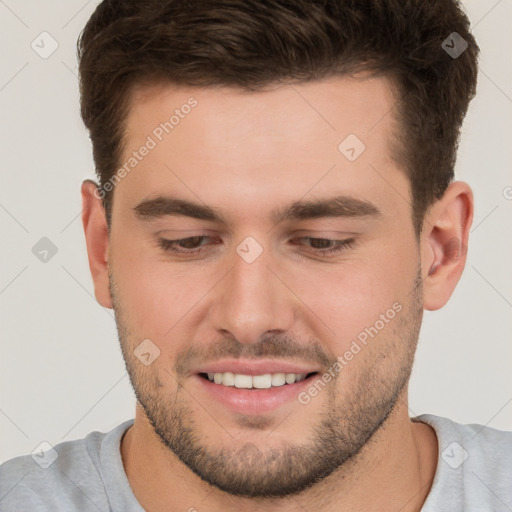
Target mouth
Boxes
[198,371,319,389]
[194,366,321,415]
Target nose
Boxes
[209,245,296,345]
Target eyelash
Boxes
[157,235,355,257]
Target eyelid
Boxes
[155,228,222,236]
[156,233,357,258]
[290,229,359,237]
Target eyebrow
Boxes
[132,195,382,225]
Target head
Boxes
[79,0,478,499]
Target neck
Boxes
[121,392,438,512]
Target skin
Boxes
[81,74,473,511]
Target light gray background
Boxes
[0,0,511,463]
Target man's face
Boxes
[107,76,424,496]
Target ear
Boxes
[81,180,112,309]
[420,181,473,311]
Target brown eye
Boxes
[158,235,218,255]
[290,237,355,256]
[308,238,335,249]
[177,236,205,249]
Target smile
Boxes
[201,372,316,389]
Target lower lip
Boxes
[194,374,317,415]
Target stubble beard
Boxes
[110,267,423,498]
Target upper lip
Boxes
[194,359,321,376]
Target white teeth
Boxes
[234,374,252,389]
[285,373,296,384]
[206,372,309,388]
[271,373,286,386]
[252,374,272,389]
[222,372,235,386]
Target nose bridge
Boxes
[210,244,294,344]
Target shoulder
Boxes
[414,414,512,511]
[0,420,133,512]
[417,413,512,465]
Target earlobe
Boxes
[81,179,113,309]
[421,181,473,311]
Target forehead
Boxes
[115,74,407,222]
[125,73,398,148]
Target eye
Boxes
[157,235,355,258]
[289,236,355,256]
[158,235,218,255]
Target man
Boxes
[1,0,510,510]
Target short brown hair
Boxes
[77,0,479,232]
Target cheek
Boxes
[112,241,217,353]
[294,240,418,352]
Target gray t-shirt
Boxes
[1,414,511,511]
